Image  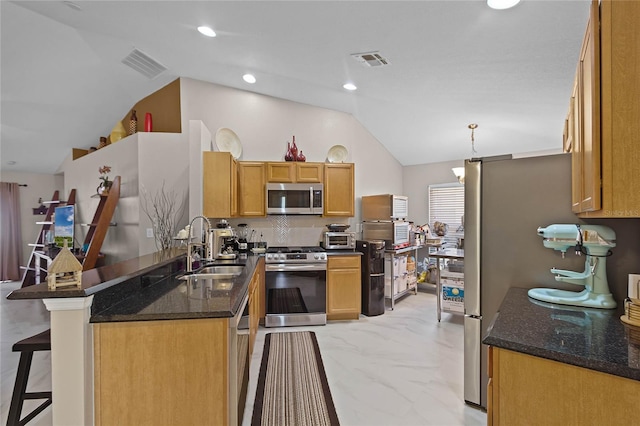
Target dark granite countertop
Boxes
[8,248,260,323]
[483,287,640,381]
[90,255,259,323]
[7,248,188,300]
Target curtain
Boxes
[0,182,23,281]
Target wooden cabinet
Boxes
[570,0,640,217]
[238,162,266,217]
[94,318,232,426]
[249,257,264,354]
[203,152,238,218]
[296,163,324,182]
[324,163,355,217]
[266,162,324,183]
[488,346,640,425]
[205,158,354,218]
[326,255,361,320]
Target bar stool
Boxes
[6,329,52,426]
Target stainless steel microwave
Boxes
[362,220,411,249]
[266,183,323,215]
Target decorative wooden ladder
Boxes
[81,175,121,271]
[20,189,76,288]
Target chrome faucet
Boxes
[186,215,212,272]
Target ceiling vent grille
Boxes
[351,51,390,68]
[121,48,167,79]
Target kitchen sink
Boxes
[179,265,245,280]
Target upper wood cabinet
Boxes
[266,162,324,183]
[324,163,355,217]
[571,0,640,217]
[238,162,266,217]
[203,151,238,219]
[296,163,324,182]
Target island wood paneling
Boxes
[94,318,229,426]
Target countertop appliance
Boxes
[362,194,409,221]
[322,231,356,250]
[528,224,617,309]
[362,194,411,249]
[357,240,386,316]
[266,183,323,215]
[362,221,411,250]
[264,246,327,327]
[464,153,583,409]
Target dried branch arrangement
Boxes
[140,182,187,251]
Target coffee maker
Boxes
[209,228,237,260]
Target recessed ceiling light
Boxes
[243,74,256,84]
[197,26,216,37]
[487,0,521,10]
[343,83,357,91]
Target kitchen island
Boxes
[483,287,640,425]
[7,249,263,426]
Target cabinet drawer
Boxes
[328,255,360,269]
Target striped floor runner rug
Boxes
[251,331,339,426]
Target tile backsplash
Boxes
[227,215,359,247]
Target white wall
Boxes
[0,170,64,266]
[61,136,140,263]
[180,78,404,246]
[402,159,465,226]
[138,132,189,255]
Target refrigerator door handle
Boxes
[370,273,385,277]
[464,159,482,317]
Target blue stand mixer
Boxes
[528,224,617,309]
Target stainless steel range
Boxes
[264,246,327,327]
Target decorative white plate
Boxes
[215,128,242,159]
[327,144,348,163]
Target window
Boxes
[428,183,464,247]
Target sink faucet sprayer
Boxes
[186,215,212,272]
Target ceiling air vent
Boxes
[351,51,390,68]
[121,48,167,79]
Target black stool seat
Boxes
[12,329,51,352]
[7,329,52,426]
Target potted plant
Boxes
[97,165,112,195]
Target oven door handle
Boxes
[265,263,327,272]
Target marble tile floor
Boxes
[1,281,486,426]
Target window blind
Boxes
[428,183,464,247]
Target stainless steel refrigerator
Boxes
[463,153,585,409]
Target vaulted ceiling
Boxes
[1,0,590,174]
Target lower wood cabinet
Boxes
[94,318,232,426]
[488,346,640,425]
[327,255,361,320]
[249,257,264,354]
